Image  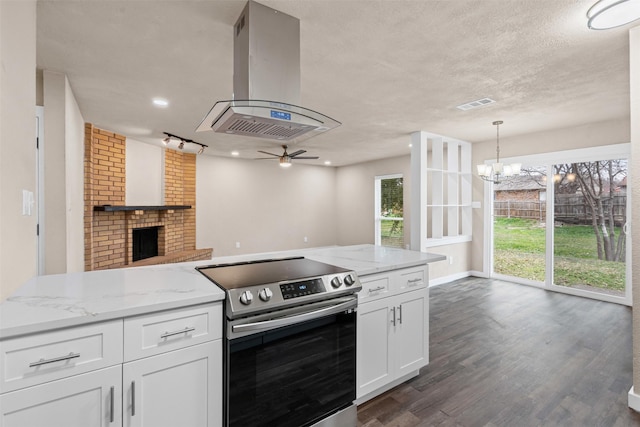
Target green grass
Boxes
[381,219,404,248]
[494,217,625,292]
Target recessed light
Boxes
[408,144,412,148]
[231,151,239,156]
[152,98,169,107]
[324,161,332,166]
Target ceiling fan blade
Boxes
[288,150,307,157]
[257,150,280,157]
[292,156,319,160]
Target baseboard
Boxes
[629,386,640,412]
[469,270,489,278]
[429,271,471,287]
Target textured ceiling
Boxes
[36,0,633,166]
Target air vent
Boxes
[456,98,496,111]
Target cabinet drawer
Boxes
[358,274,390,302]
[0,320,123,393]
[397,267,427,291]
[124,303,221,362]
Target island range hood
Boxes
[196,1,340,142]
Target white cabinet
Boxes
[122,341,221,427]
[0,365,122,427]
[0,303,222,427]
[356,266,429,403]
[122,304,222,427]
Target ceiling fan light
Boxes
[279,159,292,168]
[587,0,640,29]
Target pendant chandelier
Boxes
[476,121,521,184]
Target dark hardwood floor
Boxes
[357,277,640,427]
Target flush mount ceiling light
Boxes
[162,132,207,154]
[587,0,640,29]
[476,121,521,184]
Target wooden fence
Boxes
[494,195,627,224]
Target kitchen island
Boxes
[0,244,444,426]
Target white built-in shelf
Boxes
[411,132,472,250]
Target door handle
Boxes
[398,305,403,324]
[109,386,114,423]
[390,306,396,327]
[131,381,136,416]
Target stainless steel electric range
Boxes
[196,257,361,427]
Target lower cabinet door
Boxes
[395,290,428,377]
[356,297,392,399]
[122,340,221,427]
[0,365,122,427]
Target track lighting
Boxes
[162,132,208,155]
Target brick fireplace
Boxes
[84,124,212,271]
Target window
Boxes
[375,175,404,248]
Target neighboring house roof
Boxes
[494,175,546,191]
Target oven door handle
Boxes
[232,298,357,333]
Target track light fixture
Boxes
[162,132,207,154]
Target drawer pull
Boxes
[407,278,423,286]
[368,286,386,293]
[160,326,196,339]
[29,352,80,367]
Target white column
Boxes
[410,132,427,251]
[628,25,640,412]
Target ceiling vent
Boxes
[456,98,496,111]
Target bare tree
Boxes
[562,161,626,262]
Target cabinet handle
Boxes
[109,386,114,423]
[29,352,80,367]
[398,305,403,324]
[368,286,386,293]
[131,381,136,416]
[407,278,422,286]
[390,306,396,326]
[160,326,196,339]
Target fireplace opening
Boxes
[132,226,159,262]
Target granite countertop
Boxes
[0,244,444,339]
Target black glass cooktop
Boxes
[196,257,350,290]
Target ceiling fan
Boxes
[256,145,319,168]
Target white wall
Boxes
[335,155,411,247]
[0,0,37,300]
[64,77,85,273]
[42,71,84,274]
[126,139,163,206]
[196,156,338,256]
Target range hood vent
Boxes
[196,1,340,142]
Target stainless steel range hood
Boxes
[196,1,340,142]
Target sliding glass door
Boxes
[551,160,628,298]
[489,145,630,305]
[493,165,547,283]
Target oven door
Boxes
[225,296,357,427]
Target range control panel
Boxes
[225,272,361,319]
